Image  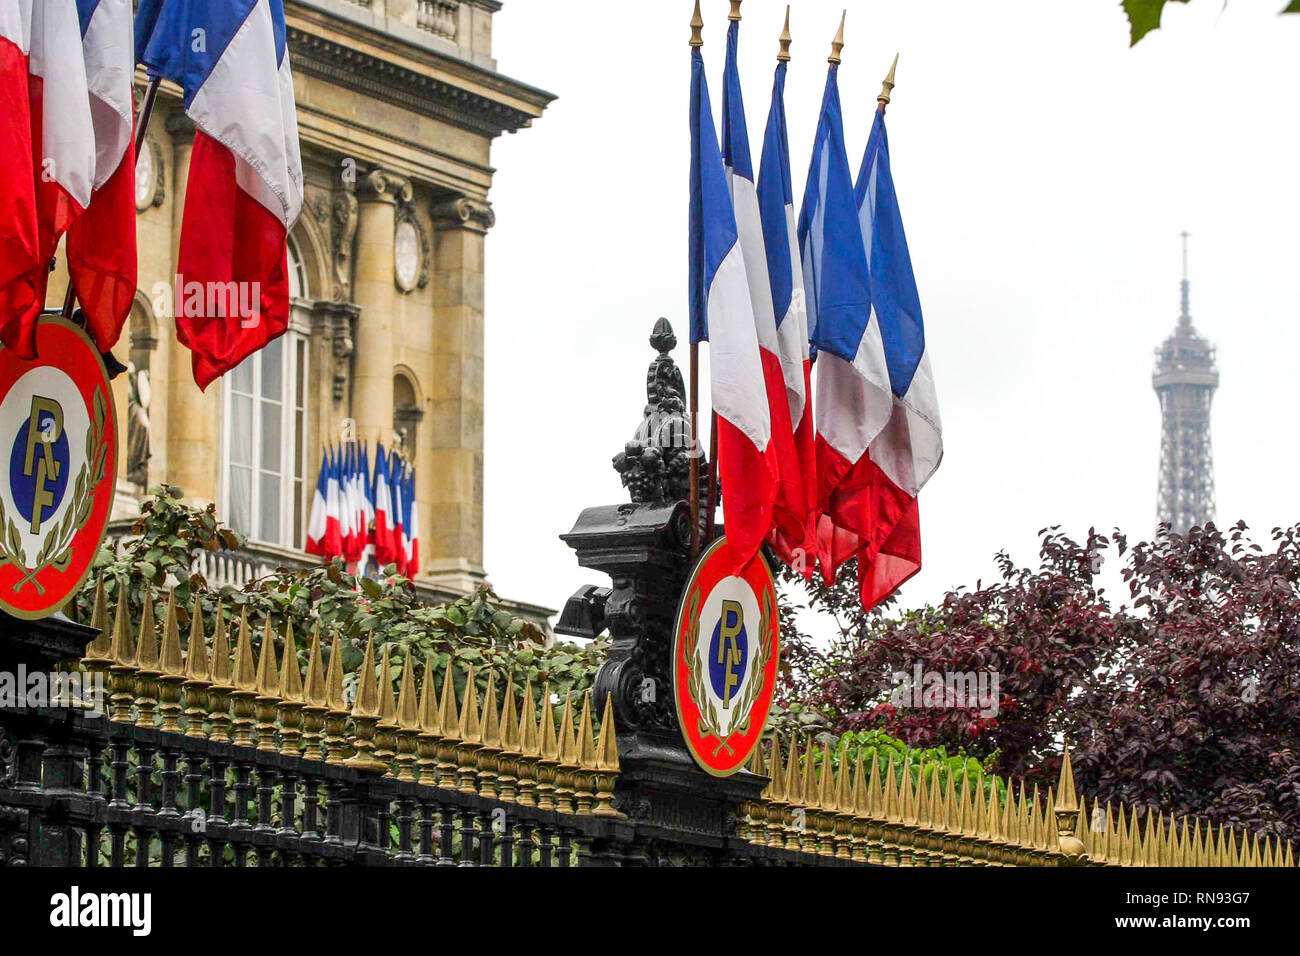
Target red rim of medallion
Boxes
[672,536,781,777]
[0,317,117,620]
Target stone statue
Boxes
[127,362,152,487]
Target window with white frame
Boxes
[221,240,310,548]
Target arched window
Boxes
[220,238,310,547]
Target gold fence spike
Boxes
[784,737,801,813]
[515,679,540,808]
[181,593,211,739]
[496,674,521,802]
[155,592,185,732]
[83,574,111,662]
[535,684,560,810]
[801,737,818,808]
[205,606,234,744]
[573,690,597,815]
[276,621,304,757]
[132,596,161,726]
[883,754,900,824]
[372,644,398,772]
[252,618,281,752]
[818,741,836,813]
[553,692,579,814]
[227,608,257,747]
[298,623,328,761]
[414,654,442,787]
[476,672,502,798]
[107,587,137,723]
[321,630,350,765]
[434,666,461,790]
[392,654,419,782]
[592,692,624,819]
[343,635,386,772]
[455,664,483,794]
[1285,842,1295,868]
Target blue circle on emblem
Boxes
[707,602,749,705]
[9,414,71,529]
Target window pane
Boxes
[295,340,306,408]
[261,337,283,400]
[231,395,252,466]
[258,472,281,543]
[231,355,254,395]
[228,465,251,536]
[293,477,304,546]
[261,399,282,473]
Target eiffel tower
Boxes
[1153,233,1218,534]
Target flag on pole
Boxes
[720,14,807,569]
[0,1,41,357]
[136,0,303,389]
[304,448,330,556]
[404,466,419,578]
[851,106,942,607]
[391,456,407,576]
[690,34,776,572]
[65,0,135,352]
[341,442,359,563]
[372,443,395,566]
[21,0,95,357]
[359,441,376,571]
[797,54,893,586]
[323,446,344,558]
[756,31,815,569]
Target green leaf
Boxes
[1285,0,1300,11]
[1121,0,1189,46]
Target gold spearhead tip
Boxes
[729,0,742,22]
[690,0,703,48]
[777,5,791,62]
[878,52,899,106]
[828,11,845,66]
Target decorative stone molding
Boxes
[330,171,359,302]
[430,194,495,234]
[312,300,360,404]
[357,167,414,206]
[164,110,196,145]
[393,203,430,293]
[134,136,166,211]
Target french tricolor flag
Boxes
[690,37,777,572]
[65,0,135,353]
[136,0,303,389]
[23,0,96,357]
[755,35,815,570]
[720,15,808,570]
[304,449,330,556]
[851,106,942,607]
[404,466,419,578]
[798,58,893,588]
[0,0,41,354]
[372,443,395,567]
[323,446,343,558]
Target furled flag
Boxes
[323,446,344,558]
[756,23,815,570]
[304,448,331,556]
[136,0,303,389]
[0,1,41,356]
[720,13,808,569]
[797,48,893,587]
[390,456,407,576]
[20,0,96,358]
[689,31,776,571]
[372,443,395,567]
[65,0,135,352]
[404,465,419,578]
[342,443,361,563]
[359,441,376,571]
[850,104,942,607]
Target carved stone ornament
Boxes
[359,167,414,205]
[330,170,359,302]
[312,300,360,404]
[134,137,165,211]
[430,194,496,234]
[393,206,430,293]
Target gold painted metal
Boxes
[729,0,741,22]
[414,653,441,786]
[475,674,502,798]
[689,0,703,48]
[206,606,234,744]
[343,634,387,772]
[372,644,398,772]
[107,590,137,724]
[277,620,304,757]
[433,664,461,790]
[132,597,161,727]
[393,653,420,782]
[495,675,521,803]
[252,618,281,752]
[299,623,329,761]
[322,629,351,765]
[828,11,845,66]
[516,680,540,808]
[777,6,791,62]
[180,594,211,739]
[553,693,580,815]
[878,53,899,107]
[455,664,482,793]
[573,691,597,816]
[228,609,258,748]
[156,592,186,732]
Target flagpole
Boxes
[877,53,898,113]
[61,73,165,321]
[688,1,703,559]
[705,410,718,543]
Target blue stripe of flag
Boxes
[757,61,794,328]
[688,47,740,345]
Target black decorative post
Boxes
[560,319,766,860]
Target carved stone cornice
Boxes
[358,168,414,205]
[430,194,495,235]
[287,26,548,140]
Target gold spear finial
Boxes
[690,0,703,48]
[777,6,791,62]
[729,0,742,22]
[828,11,845,66]
[878,53,899,108]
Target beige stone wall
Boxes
[47,0,551,594]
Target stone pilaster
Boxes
[351,169,411,444]
[162,113,219,505]
[425,194,494,592]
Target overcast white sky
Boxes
[479,0,1300,623]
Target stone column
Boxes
[162,112,219,505]
[351,169,410,445]
[426,194,494,591]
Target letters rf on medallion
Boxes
[672,536,781,777]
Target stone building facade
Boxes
[48,0,553,610]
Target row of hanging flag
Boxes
[0,0,302,389]
[305,443,420,579]
[691,4,943,611]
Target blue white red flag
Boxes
[850,106,942,607]
[304,449,330,556]
[721,16,809,569]
[323,446,344,558]
[65,0,135,353]
[136,0,303,389]
[797,59,893,588]
[391,456,407,575]
[0,1,41,356]
[690,37,776,571]
[756,44,815,569]
[404,466,419,578]
[372,443,395,566]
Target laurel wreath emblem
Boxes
[0,386,109,596]
[683,585,774,757]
